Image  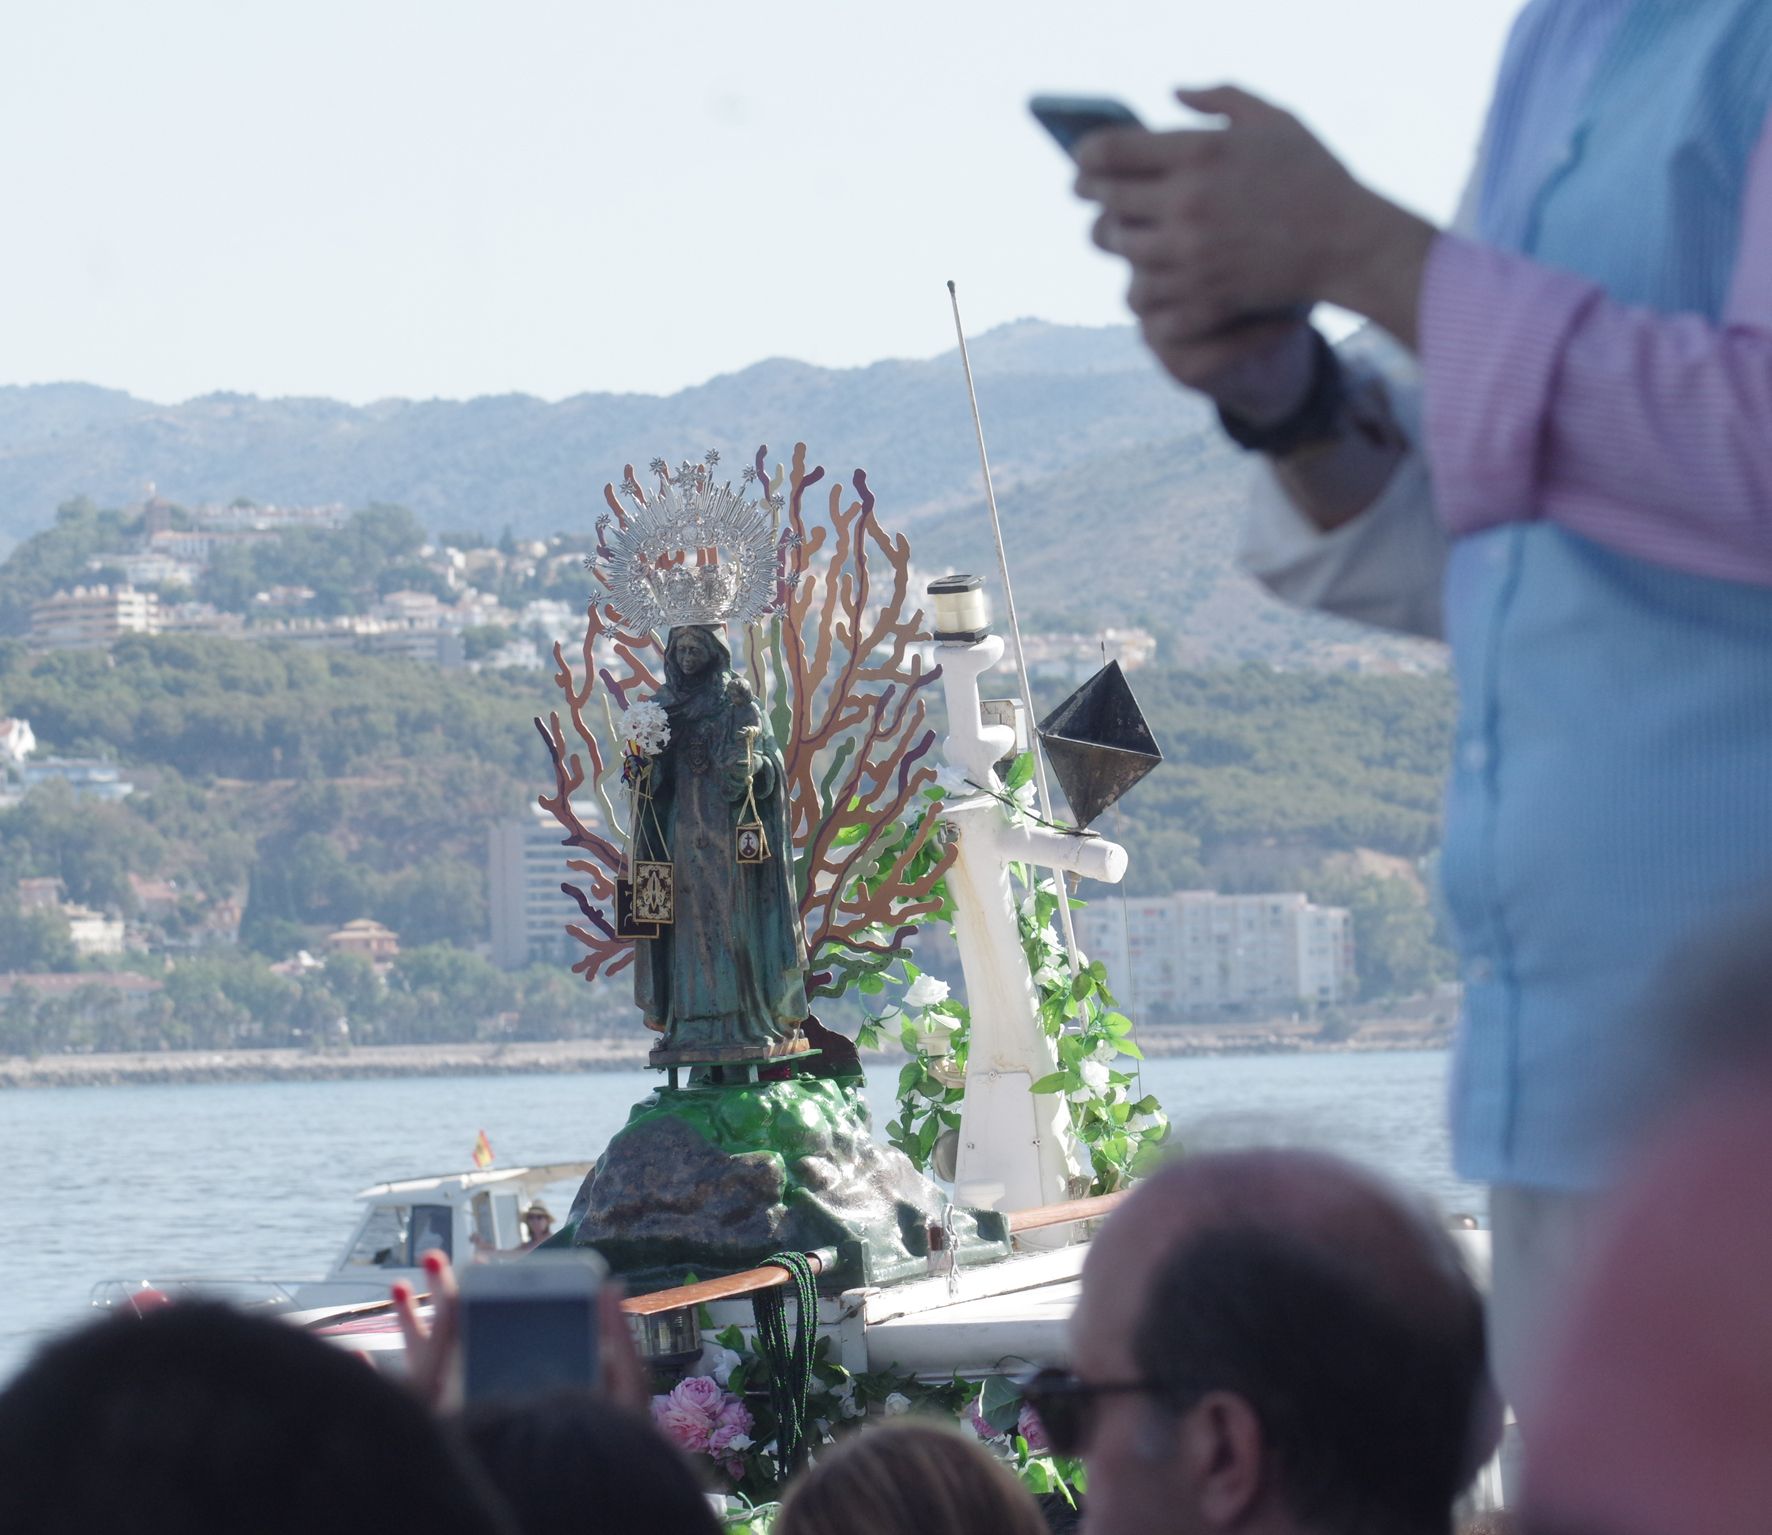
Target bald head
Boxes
[1073,1151,1494,1535]
[1088,1149,1476,1337]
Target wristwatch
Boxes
[1216,329,1346,458]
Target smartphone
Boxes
[1029,95,1145,157]
[459,1250,607,1402]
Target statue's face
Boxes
[673,631,714,677]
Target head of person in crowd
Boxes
[774,1418,1050,1535]
[457,1391,720,1535]
[1060,1149,1495,1535]
[1522,1070,1772,1535]
[0,1301,513,1535]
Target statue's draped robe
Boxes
[634,627,808,1053]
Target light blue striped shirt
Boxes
[1441,0,1772,1189]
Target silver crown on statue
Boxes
[588,452,798,635]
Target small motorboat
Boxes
[89,1160,595,1318]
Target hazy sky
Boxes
[2,2,1520,404]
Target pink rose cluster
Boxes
[650,1375,756,1478]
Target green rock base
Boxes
[567,1075,1009,1292]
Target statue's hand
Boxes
[723,755,775,804]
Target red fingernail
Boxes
[423,1252,444,1274]
[391,1282,411,1303]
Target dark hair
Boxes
[776,1419,1049,1535]
[0,1301,512,1535]
[1132,1221,1486,1535]
[457,1392,720,1535]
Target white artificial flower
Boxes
[624,698,671,756]
[1129,1109,1168,1134]
[1069,1058,1112,1101]
[692,1341,742,1387]
[883,1392,913,1417]
[1032,963,1065,992]
[1092,1040,1119,1065]
[724,1433,755,1452]
[919,1011,961,1035]
[932,763,971,796]
[1013,780,1038,812]
[902,973,951,1010]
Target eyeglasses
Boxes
[1016,1365,1185,1455]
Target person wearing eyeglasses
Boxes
[1029,1149,1498,1535]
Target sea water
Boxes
[1,1048,1476,1385]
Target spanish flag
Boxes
[472,1129,494,1169]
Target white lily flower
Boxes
[691,1341,743,1387]
[1069,1058,1112,1101]
[902,973,951,1010]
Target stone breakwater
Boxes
[0,1038,655,1089]
[0,1015,1451,1089]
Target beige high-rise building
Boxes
[489,807,598,970]
[30,585,160,651]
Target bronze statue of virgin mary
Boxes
[632,624,808,1057]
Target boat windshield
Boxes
[342,1202,453,1269]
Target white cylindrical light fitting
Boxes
[928,573,990,643]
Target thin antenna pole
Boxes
[947,280,1081,975]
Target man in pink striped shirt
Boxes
[1073,0,1772,1488]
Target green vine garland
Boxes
[853,754,1171,1196]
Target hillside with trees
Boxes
[0,615,1456,1056]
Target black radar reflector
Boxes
[1036,661,1163,829]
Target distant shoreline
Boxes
[0,1017,1451,1089]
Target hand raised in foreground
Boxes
[391,1250,651,1414]
[1074,86,1435,354]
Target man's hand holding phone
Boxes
[1033,91,1317,422]
[1062,86,1433,352]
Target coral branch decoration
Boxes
[537,445,955,999]
[535,588,665,981]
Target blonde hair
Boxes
[776,1420,1050,1535]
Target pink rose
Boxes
[669,1375,726,1417]
[965,1397,997,1440]
[1017,1401,1050,1454]
[708,1394,755,1457]
[651,1399,714,1455]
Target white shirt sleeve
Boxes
[1236,373,1446,641]
[1234,159,1484,645]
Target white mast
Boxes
[946,281,1083,975]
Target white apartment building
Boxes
[489,807,600,969]
[63,902,127,958]
[1074,891,1354,1019]
[30,586,160,651]
[86,551,201,589]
